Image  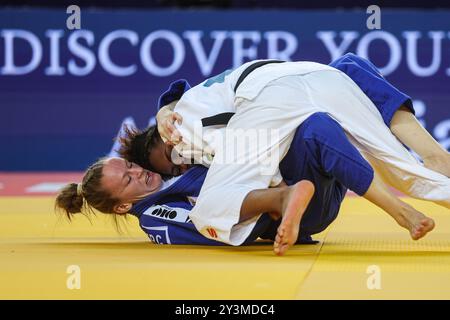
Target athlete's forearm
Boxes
[390,105,447,158]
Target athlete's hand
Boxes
[157,106,183,145]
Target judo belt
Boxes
[201,60,285,127]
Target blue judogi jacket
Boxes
[131,165,275,245]
[129,53,414,246]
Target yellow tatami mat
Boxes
[0,196,449,299]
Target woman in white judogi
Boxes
[157,58,450,250]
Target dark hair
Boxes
[117,124,161,170]
[55,158,121,220]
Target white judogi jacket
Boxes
[172,60,335,167]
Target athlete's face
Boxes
[101,157,162,214]
[148,138,189,177]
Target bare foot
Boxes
[397,204,435,240]
[423,152,450,178]
[273,180,315,256]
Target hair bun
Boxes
[55,182,84,219]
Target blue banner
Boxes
[1,8,449,170]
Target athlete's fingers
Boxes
[164,140,175,146]
[156,107,174,136]
[158,117,171,139]
[171,112,183,125]
[159,122,171,142]
[169,113,183,142]
[170,131,182,144]
[165,119,176,135]
[157,109,183,145]
[165,116,177,132]
[164,117,183,144]
[166,121,182,144]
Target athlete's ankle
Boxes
[393,203,415,229]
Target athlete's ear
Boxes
[113,202,132,215]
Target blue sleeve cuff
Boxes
[157,79,191,109]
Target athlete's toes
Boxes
[277,226,285,238]
[275,233,282,245]
[277,243,289,256]
[424,218,435,229]
[273,242,281,255]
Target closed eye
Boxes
[125,161,132,186]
